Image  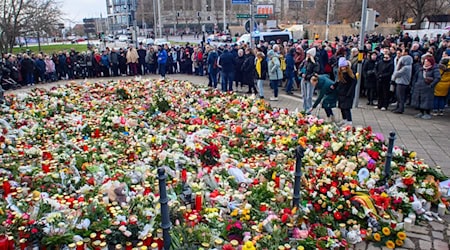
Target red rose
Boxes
[333,211,343,220]
[319,187,328,194]
[31,228,38,233]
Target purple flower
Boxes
[375,133,384,142]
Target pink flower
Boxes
[104,229,112,234]
[123,230,132,237]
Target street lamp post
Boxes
[223,0,226,32]
[157,0,162,38]
[325,0,330,41]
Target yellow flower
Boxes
[382,227,391,236]
[410,151,416,158]
[385,240,395,249]
[297,246,305,250]
[397,231,407,240]
[373,233,381,241]
[395,239,404,246]
[230,209,239,217]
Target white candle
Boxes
[408,213,416,225]
[404,218,412,231]
[438,203,446,216]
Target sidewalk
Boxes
[5,73,450,249]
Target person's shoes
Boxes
[246,90,252,94]
[421,114,432,120]
[337,120,347,126]
[439,110,444,116]
[259,96,264,99]
[269,97,278,101]
[414,113,424,118]
[432,110,439,116]
[330,115,336,123]
[392,110,403,114]
[286,91,294,95]
[374,106,380,109]
[381,107,386,111]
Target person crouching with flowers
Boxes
[335,57,357,126]
[309,73,338,122]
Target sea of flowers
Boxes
[0,79,448,249]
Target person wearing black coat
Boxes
[241,48,256,94]
[363,52,378,105]
[234,49,245,91]
[137,43,147,75]
[335,57,357,126]
[20,54,35,86]
[375,53,395,110]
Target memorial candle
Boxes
[195,192,202,211]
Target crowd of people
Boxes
[1,31,449,123]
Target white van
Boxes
[237,31,293,45]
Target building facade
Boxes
[105,0,332,34]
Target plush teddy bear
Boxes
[107,182,128,206]
[346,225,362,244]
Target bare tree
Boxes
[22,0,63,51]
[0,0,63,53]
[0,0,27,53]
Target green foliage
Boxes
[247,182,275,208]
[12,44,88,55]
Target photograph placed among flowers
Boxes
[0,79,447,249]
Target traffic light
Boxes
[366,8,379,31]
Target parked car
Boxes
[154,38,170,46]
[118,35,129,42]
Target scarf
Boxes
[423,64,432,70]
[256,58,262,78]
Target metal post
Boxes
[158,168,172,250]
[325,0,330,41]
[157,0,163,38]
[293,146,305,207]
[250,0,254,49]
[382,132,396,185]
[153,0,157,37]
[223,0,226,32]
[353,0,368,108]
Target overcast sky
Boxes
[61,0,107,25]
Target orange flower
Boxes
[396,239,404,246]
[397,231,407,240]
[373,233,381,241]
[382,227,391,236]
[385,240,395,249]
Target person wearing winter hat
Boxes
[300,47,320,112]
[267,49,283,101]
[411,55,441,119]
[335,57,357,126]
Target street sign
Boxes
[236,14,251,19]
[232,0,250,4]
[254,14,269,18]
[244,20,258,33]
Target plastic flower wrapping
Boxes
[0,79,448,249]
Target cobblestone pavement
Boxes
[5,73,450,249]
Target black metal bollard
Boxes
[382,132,396,185]
[158,167,172,250]
[293,146,305,208]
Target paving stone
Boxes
[354,241,366,250]
[407,232,432,241]
[419,240,432,249]
[433,239,449,250]
[432,230,444,240]
[429,221,446,231]
[367,242,382,250]
[410,225,430,234]
[447,229,450,236]
[402,238,415,249]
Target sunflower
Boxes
[382,227,391,236]
[373,233,381,241]
[397,231,407,240]
[386,240,395,249]
[396,239,404,246]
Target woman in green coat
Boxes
[310,74,338,122]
